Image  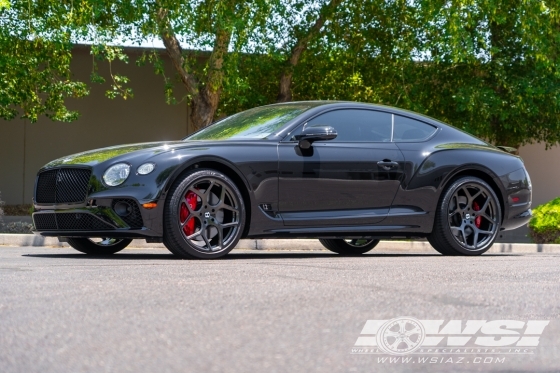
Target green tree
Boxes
[402,0,560,149]
[0,1,89,122]
[2,0,560,151]
[109,0,275,130]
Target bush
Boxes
[3,204,33,216]
[1,221,34,234]
[528,197,560,244]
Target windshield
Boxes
[185,104,314,141]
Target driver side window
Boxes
[290,109,392,142]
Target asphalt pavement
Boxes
[0,246,559,373]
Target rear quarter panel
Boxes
[393,142,527,233]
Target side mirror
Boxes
[296,126,337,149]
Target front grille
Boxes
[33,213,57,230]
[33,213,113,231]
[112,199,144,229]
[35,168,91,204]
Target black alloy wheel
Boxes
[319,238,380,255]
[163,169,245,259]
[66,237,132,255]
[428,176,501,256]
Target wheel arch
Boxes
[163,156,253,238]
[439,167,506,224]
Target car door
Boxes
[278,109,405,227]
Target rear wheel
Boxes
[428,176,501,256]
[163,169,245,259]
[67,237,132,255]
[319,238,380,255]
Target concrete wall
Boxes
[0,47,190,205]
[519,143,560,206]
[497,143,560,243]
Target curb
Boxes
[0,234,559,253]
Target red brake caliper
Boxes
[473,201,482,228]
[181,191,198,236]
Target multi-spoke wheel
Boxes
[428,176,501,255]
[318,238,380,255]
[66,237,132,255]
[163,169,245,259]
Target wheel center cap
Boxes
[205,212,211,218]
[465,213,471,220]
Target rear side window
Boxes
[303,109,392,142]
[393,115,437,141]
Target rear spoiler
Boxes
[497,146,518,154]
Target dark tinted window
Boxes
[301,109,392,142]
[393,115,436,141]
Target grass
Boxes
[3,204,33,216]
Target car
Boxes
[32,101,532,258]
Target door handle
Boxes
[377,160,399,170]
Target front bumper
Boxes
[33,197,165,239]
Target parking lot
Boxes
[1,246,559,372]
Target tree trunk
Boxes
[190,29,231,131]
[276,0,341,103]
[277,72,294,102]
[157,9,231,131]
[190,88,221,131]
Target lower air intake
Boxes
[33,213,114,231]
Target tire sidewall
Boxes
[440,177,501,255]
[319,238,380,255]
[164,169,246,259]
[67,237,132,255]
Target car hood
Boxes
[42,141,189,168]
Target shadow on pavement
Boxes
[22,250,519,260]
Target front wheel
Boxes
[428,176,501,256]
[66,237,132,255]
[319,238,380,255]
[163,169,245,259]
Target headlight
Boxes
[103,163,130,186]
[137,162,155,175]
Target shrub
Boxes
[3,204,33,216]
[528,197,560,244]
[1,221,34,234]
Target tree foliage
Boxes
[0,1,89,122]
[2,0,560,147]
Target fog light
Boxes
[114,201,132,216]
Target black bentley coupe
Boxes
[32,101,532,258]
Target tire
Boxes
[319,238,380,255]
[163,169,245,259]
[428,176,501,256]
[67,237,132,255]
